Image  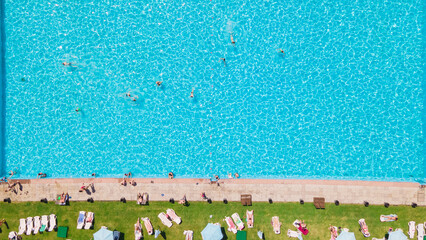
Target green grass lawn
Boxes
[0,201,424,240]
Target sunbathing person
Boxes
[79,183,88,192]
[201,192,207,200]
[59,192,65,204]
[297,220,309,235]
[330,226,338,240]
[381,215,398,222]
[137,193,143,205]
[179,195,187,205]
[120,178,127,186]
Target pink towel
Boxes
[298,226,309,235]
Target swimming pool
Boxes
[1,0,424,181]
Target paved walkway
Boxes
[0,178,424,206]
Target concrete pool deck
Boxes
[0,178,424,206]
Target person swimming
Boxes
[230,33,235,44]
[62,62,72,66]
[190,89,194,98]
[156,81,162,86]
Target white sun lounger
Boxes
[40,215,49,233]
[134,218,142,240]
[77,211,86,229]
[166,209,182,224]
[183,230,193,240]
[48,214,56,232]
[26,217,33,235]
[417,223,424,240]
[409,221,416,239]
[272,216,281,234]
[224,216,237,234]
[246,210,254,228]
[8,231,19,240]
[33,216,41,234]
[231,213,245,230]
[85,212,94,229]
[158,212,173,228]
[17,218,26,235]
[288,229,302,239]
[358,219,370,237]
[142,217,154,235]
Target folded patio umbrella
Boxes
[257,231,264,239]
[155,229,161,238]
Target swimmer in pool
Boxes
[190,89,194,98]
[230,33,235,44]
[62,62,72,66]
[220,58,226,66]
[278,49,285,55]
[75,107,80,113]
[156,81,162,86]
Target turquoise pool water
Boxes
[1,0,424,181]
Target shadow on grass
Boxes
[220,227,228,240]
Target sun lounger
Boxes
[272,216,281,234]
[184,230,193,240]
[158,212,173,228]
[417,223,424,240]
[134,218,142,240]
[40,215,49,233]
[224,216,237,234]
[17,218,26,235]
[246,210,254,228]
[232,213,245,230]
[167,209,182,224]
[26,217,33,235]
[330,226,338,240]
[409,221,416,239]
[8,231,19,240]
[141,192,149,205]
[77,211,86,229]
[380,214,398,222]
[358,219,370,237]
[142,217,154,235]
[48,214,56,232]
[288,229,303,239]
[84,212,94,229]
[33,216,41,234]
